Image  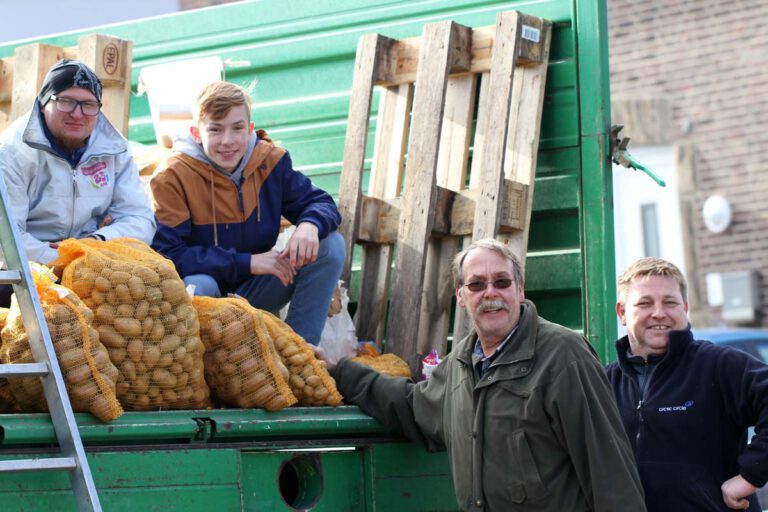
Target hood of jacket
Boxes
[172,132,258,183]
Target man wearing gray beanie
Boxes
[0,59,156,305]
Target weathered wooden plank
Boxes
[338,34,398,286]
[9,44,64,122]
[385,19,472,373]
[498,18,552,266]
[0,58,12,131]
[76,35,133,136]
[378,23,546,87]
[418,75,476,356]
[356,181,525,243]
[355,83,412,342]
[472,11,524,240]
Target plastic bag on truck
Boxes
[192,295,296,411]
[54,238,211,411]
[317,283,357,366]
[0,264,122,421]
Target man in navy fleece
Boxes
[606,257,768,511]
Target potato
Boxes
[114,304,133,318]
[159,301,172,315]
[149,321,165,342]
[134,266,161,286]
[114,283,132,303]
[160,279,186,303]
[127,338,143,363]
[141,317,154,338]
[241,372,268,394]
[114,318,142,338]
[59,347,83,368]
[289,374,305,390]
[142,346,161,367]
[94,276,112,293]
[207,319,223,344]
[160,336,182,353]
[145,287,163,303]
[176,372,189,389]
[288,352,309,367]
[110,271,131,285]
[134,301,150,321]
[158,353,173,368]
[120,360,138,381]
[152,368,176,388]
[98,325,126,349]
[91,290,106,305]
[50,304,71,324]
[66,364,91,385]
[109,348,127,365]
[132,376,149,394]
[127,276,146,301]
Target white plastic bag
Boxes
[318,283,358,366]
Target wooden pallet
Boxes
[338,10,551,374]
[0,35,132,136]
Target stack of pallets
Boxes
[338,10,552,374]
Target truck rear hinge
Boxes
[192,417,216,443]
[610,124,666,187]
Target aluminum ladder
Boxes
[0,181,102,511]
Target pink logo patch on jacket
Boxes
[81,161,110,189]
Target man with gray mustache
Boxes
[329,238,645,511]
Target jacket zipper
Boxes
[634,359,657,454]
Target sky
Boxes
[1,0,179,45]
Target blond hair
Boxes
[617,257,688,303]
[195,81,252,122]
[194,81,273,142]
[453,238,524,288]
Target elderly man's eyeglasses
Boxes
[462,278,514,292]
[50,95,102,116]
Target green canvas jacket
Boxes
[334,300,645,511]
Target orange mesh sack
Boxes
[55,237,211,410]
[351,353,412,379]
[260,311,342,406]
[0,265,123,421]
[193,296,296,410]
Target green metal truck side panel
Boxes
[0,0,615,348]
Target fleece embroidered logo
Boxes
[81,161,109,189]
[658,400,694,413]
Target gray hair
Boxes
[453,238,524,288]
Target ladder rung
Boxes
[0,270,22,285]
[0,457,77,472]
[0,362,49,377]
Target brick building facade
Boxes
[608,0,768,326]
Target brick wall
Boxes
[608,0,768,326]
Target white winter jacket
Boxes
[0,104,156,263]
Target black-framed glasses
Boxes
[50,94,102,116]
[462,278,514,293]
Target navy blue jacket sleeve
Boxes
[276,152,341,238]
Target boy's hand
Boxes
[284,222,319,269]
[250,250,296,286]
